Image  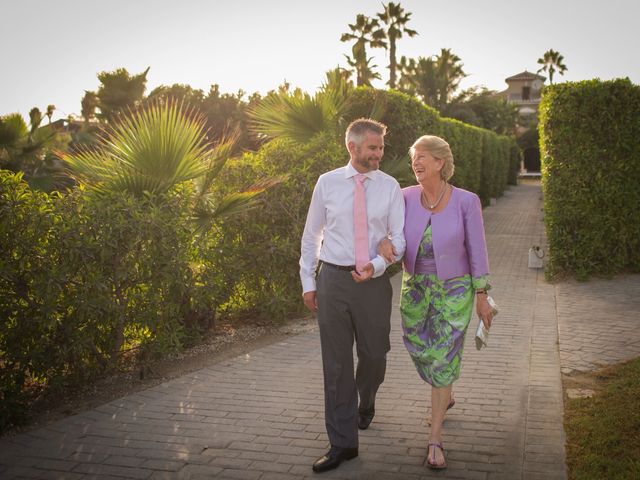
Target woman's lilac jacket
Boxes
[402,185,490,280]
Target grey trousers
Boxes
[316,263,393,448]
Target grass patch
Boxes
[564,357,640,480]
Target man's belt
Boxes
[320,261,356,272]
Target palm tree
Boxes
[399,56,439,107]
[435,48,467,109]
[397,56,417,94]
[63,101,275,224]
[340,14,387,86]
[81,91,99,125]
[45,105,55,124]
[398,49,466,112]
[28,108,43,133]
[96,67,150,123]
[377,2,418,89]
[537,49,567,84]
[0,112,68,191]
[344,52,382,87]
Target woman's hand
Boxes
[476,294,494,329]
[377,238,397,264]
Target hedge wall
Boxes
[343,87,441,165]
[539,78,640,278]
[343,88,516,202]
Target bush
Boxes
[0,172,223,429]
[344,87,440,176]
[344,88,516,199]
[440,118,483,194]
[539,78,640,278]
[508,142,522,186]
[212,133,345,320]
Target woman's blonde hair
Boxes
[409,135,455,181]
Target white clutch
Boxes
[475,295,498,350]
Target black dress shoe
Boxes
[312,446,358,473]
[358,410,375,430]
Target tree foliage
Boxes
[93,67,150,123]
[248,70,354,144]
[340,14,386,86]
[398,48,467,112]
[446,87,519,135]
[0,111,71,191]
[376,2,418,89]
[537,49,567,84]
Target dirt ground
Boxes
[6,315,317,436]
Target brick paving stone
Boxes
[5,182,624,479]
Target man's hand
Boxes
[377,238,397,264]
[303,291,318,312]
[351,263,374,283]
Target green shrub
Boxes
[344,88,440,174]
[212,133,345,320]
[539,78,640,278]
[440,118,483,194]
[344,88,515,198]
[0,172,223,429]
[508,142,522,186]
[0,172,60,426]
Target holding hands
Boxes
[351,263,374,283]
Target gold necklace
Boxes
[422,182,448,210]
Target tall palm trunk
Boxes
[389,40,397,89]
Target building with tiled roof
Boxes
[498,70,546,173]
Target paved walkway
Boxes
[1,182,639,480]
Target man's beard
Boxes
[356,156,379,171]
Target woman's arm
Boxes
[462,193,490,279]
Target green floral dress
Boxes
[400,224,490,387]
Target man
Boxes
[300,118,405,473]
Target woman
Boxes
[380,135,494,469]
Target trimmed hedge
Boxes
[344,87,441,164]
[440,118,483,194]
[343,88,517,203]
[539,78,640,278]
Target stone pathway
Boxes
[1,182,638,479]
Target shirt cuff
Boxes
[371,255,387,278]
[471,275,491,291]
[301,277,317,294]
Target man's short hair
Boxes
[345,118,387,147]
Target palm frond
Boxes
[381,154,413,185]
[248,89,344,144]
[192,174,287,231]
[0,113,29,149]
[63,101,212,197]
[193,128,240,197]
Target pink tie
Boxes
[353,174,369,273]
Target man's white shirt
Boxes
[300,162,406,293]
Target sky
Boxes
[2,0,639,121]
